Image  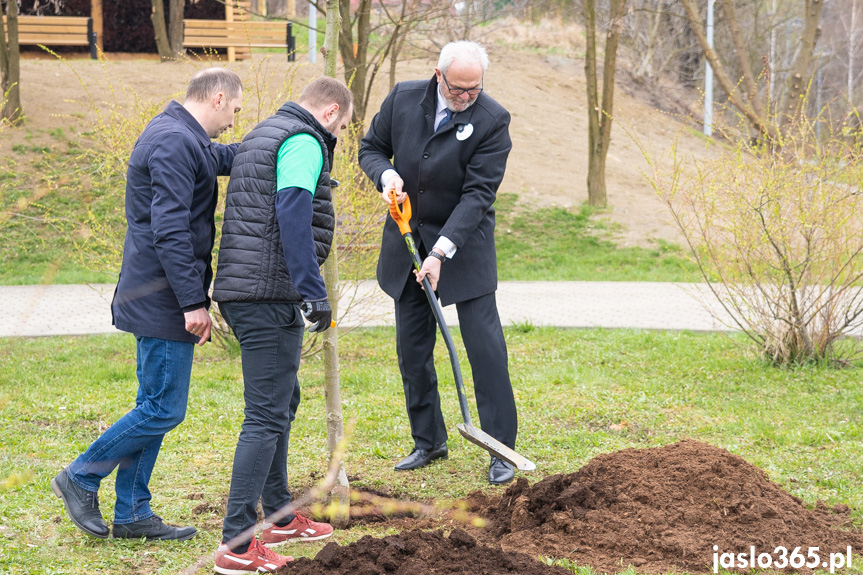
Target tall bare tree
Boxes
[777,0,823,127]
[152,0,185,61]
[811,0,863,119]
[322,0,349,529]
[681,0,823,139]
[584,0,628,207]
[168,0,184,58]
[381,0,419,91]
[0,0,22,124]
[631,0,664,79]
[329,0,449,122]
[721,0,762,118]
[849,0,858,111]
[624,1,699,85]
[337,0,370,122]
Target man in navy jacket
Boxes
[51,68,243,541]
[359,41,519,485]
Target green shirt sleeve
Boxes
[276,133,324,197]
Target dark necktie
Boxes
[436,108,452,132]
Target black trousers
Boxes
[220,301,303,550]
[394,271,518,452]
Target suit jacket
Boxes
[359,76,512,306]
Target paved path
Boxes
[0,281,737,338]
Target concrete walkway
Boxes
[0,281,737,338]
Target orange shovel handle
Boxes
[387,190,413,235]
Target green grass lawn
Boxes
[495,194,697,282]
[1,328,861,574]
[0,128,123,285]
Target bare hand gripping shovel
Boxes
[387,191,536,472]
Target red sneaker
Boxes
[261,512,334,547]
[214,537,293,574]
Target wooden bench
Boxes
[3,15,97,59]
[183,19,295,62]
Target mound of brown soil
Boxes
[469,439,863,573]
[278,529,570,575]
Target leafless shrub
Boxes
[640,112,863,365]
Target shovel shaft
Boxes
[399,230,474,427]
[387,192,536,471]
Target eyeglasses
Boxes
[441,73,483,97]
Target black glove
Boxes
[301,299,332,333]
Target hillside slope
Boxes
[3,45,710,248]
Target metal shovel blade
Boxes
[457,423,536,471]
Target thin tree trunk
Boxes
[778,0,823,128]
[584,0,626,207]
[92,0,104,52]
[168,0,185,59]
[584,0,601,206]
[634,0,661,79]
[720,0,763,119]
[587,147,608,210]
[354,0,370,121]
[850,0,857,111]
[388,0,409,92]
[597,0,625,175]
[769,0,776,109]
[339,0,371,122]
[389,26,406,91]
[0,5,7,83]
[338,0,355,114]
[681,0,778,141]
[0,0,22,124]
[151,0,173,60]
[322,0,349,530]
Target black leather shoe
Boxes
[112,516,197,541]
[51,469,110,538]
[394,444,448,471]
[488,457,514,485]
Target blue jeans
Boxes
[219,301,303,549]
[66,336,194,524]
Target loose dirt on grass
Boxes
[280,440,862,574]
[467,439,863,573]
[278,529,571,575]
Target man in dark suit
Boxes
[359,41,518,485]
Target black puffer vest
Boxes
[212,102,336,303]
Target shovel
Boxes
[387,191,536,472]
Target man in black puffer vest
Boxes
[211,77,353,573]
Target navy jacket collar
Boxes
[163,100,211,147]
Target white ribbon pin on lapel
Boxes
[456,123,474,141]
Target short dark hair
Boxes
[186,68,243,103]
[298,77,353,119]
